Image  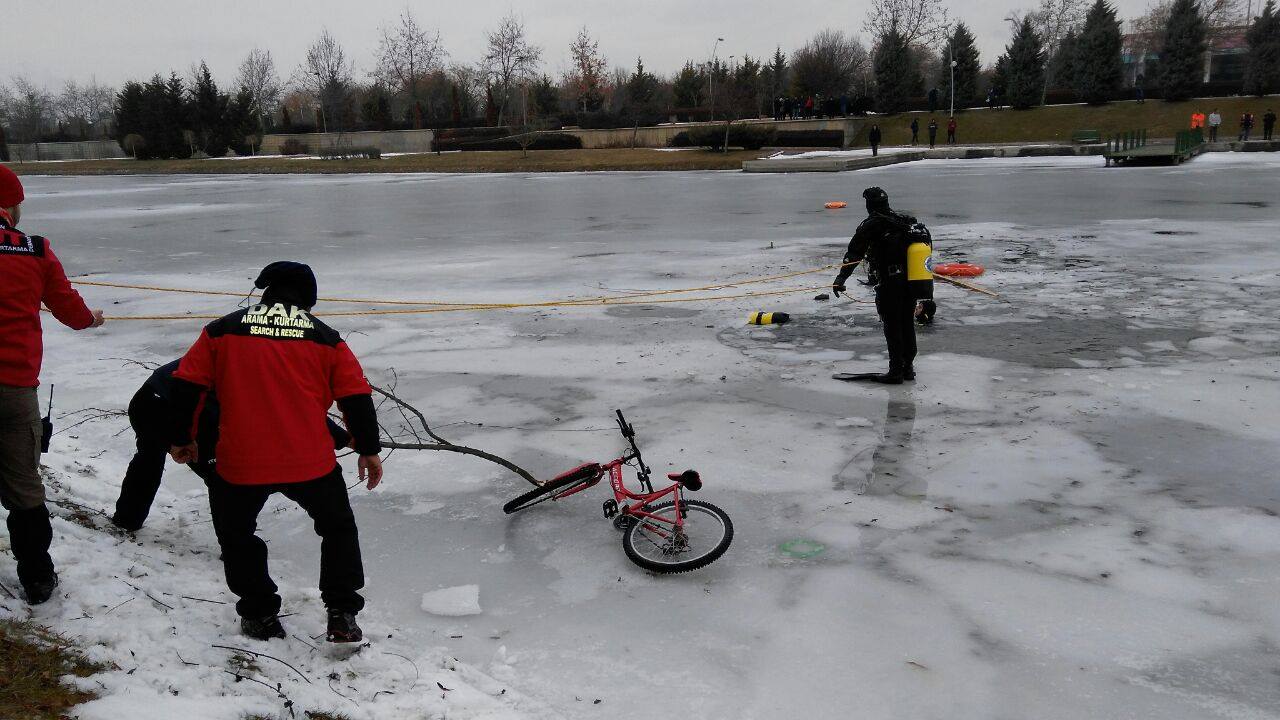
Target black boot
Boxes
[24,573,59,605]
[869,372,904,384]
[241,614,287,641]
[902,366,916,381]
[8,505,56,593]
[326,610,362,643]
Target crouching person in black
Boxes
[168,261,383,643]
[832,187,924,384]
[112,360,354,532]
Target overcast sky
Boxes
[8,0,1158,90]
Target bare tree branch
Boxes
[370,384,539,486]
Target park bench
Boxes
[1071,130,1102,144]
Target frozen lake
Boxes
[15,154,1280,720]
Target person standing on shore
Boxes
[927,118,939,148]
[1263,110,1275,141]
[868,124,882,156]
[910,118,920,145]
[1208,109,1222,142]
[0,165,105,605]
[947,117,958,144]
[169,261,383,643]
[1240,111,1254,141]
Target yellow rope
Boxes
[72,262,855,309]
[95,283,868,321]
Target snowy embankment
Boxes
[7,450,549,720]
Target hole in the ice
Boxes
[1153,230,1196,236]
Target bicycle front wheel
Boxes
[622,499,733,573]
[503,469,598,514]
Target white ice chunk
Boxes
[420,585,482,616]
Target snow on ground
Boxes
[5,154,1280,719]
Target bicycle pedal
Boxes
[602,499,619,519]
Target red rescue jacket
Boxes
[173,302,373,485]
[0,210,94,387]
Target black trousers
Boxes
[876,281,917,373]
[207,467,364,619]
[114,387,170,529]
[114,387,219,527]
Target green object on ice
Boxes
[779,539,826,558]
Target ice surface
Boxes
[8,153,1280,719]
[421,585,483,616]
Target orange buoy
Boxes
[824,201,847,209]
[932,262,985,277]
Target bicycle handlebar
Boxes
[614,409,651,484]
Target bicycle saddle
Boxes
[667,469,701,491]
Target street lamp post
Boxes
[708,37,723,119]
[950,42,957,118]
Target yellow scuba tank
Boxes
[748,312,791,325]
[907,240,933,301]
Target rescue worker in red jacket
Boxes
[0,165,104,604]
[169,261,382,643]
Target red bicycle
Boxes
[504,410,733,573]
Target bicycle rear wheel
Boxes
[503,465,601,514]
[622,499,733,573]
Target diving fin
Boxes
[832,372,904,384]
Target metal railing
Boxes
[1108,129,1147,153]
[1174,127,1204,154]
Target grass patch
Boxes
[10,148,757,176]
[0,619,101,719]
[857,96,1277,146]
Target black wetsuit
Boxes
[835,210,919,376]
[113,361,352,530]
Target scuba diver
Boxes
[832,187,931,384]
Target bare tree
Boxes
[1033,0,1089,101]
[8,77,53,143]
[564,26,608,112]
[863,0,950,47]
[790,29,871,97]
[294,28,355,133]
[483,13,542,126]
[1130,0,1246,54]
[448,63,488,117]
[373,8,446,124]
[236,48,282,128]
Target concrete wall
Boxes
[259,129,434,155]
[7,140,126,161]
[555,117,866,149]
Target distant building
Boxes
[1122,26,1249,87]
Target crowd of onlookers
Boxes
[1193,108,1277,142]
[772,95,853,120]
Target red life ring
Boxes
[932,262,985,277]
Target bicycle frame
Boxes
[548,453,687,537]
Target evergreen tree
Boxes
[361,88,394,130]
[225,86,260,155]
[113,81,145,152]
[1074,0,1124,104]
[673,62,705,109]
[991,53,1011,99]
[1157,0,1207,101]
[1244,0,1280,96]
[767,46,788,99]
[939,22,981,108]
[1050,31,1079,90]
[626,58,660,109]
[189,62,231,156]
[1004,17,1047,109]
[530,75,560,117]
[874,23,922,113]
